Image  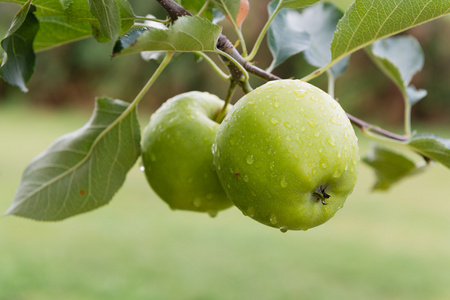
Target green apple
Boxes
[141,91,233,216]
[213,80,359,231]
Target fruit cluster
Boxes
[142,80,359,232]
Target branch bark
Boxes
[154,0,409,142]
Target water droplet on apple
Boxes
[246,207,255,217]
[246,155,254,164]
[320,162,328,169]
[327,137,336,147]
[280,227,288,233]
[280,178,288,188]
[303,151,309,158]
[270,214,277,225]
[285,135,292,141]
[274,102,280,109]
[269,161,275,170]
[314,132,320,138]
[307,118,317,128]
[294,89,307,97]
[193,198,202,207]
[270,118,280,125]
[139,165,145,172]
[208,211,218,218]
[284,121,292,129]
[243,175,249,182]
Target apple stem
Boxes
[215,81,237,123]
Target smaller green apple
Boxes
[141,91,233,216]
[213,80,359,231]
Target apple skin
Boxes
[213,80,359,231]
[141,91,233,216]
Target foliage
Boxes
[0,0,449,223]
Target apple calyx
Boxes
[313,185,330,205]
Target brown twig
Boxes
[154,0,409,142]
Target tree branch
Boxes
[154,0,409,142]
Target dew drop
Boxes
[301,126,306,132]
[314,132,321,138]
[246,207,255,217]
[246,155,254,165]
[284,121,293,129]
[269,161,275,170]
[208,211,218,218]
[280,227,288,233]
[270,214,277,225]
[303,151,309,158]
[139,165,145,172]
[243,175,249,182]
[327,137,337,147]
[294,90,307,97]
[274,102,280,109]
[320,162,328,169]
[270,118,280,125]
[310,96,318,102]
[280,178,288,188]
[193,198,202,208]
[285,135,292,141]
[307,118,317,128]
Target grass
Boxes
[0,104,449,300]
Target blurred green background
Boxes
[1,0,450,299]
[1,103,449,300]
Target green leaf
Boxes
[363,144,426,190]
[297,2,349,77]
[331,0,450,64]
[406,85,427,105]
[88,0,121,42]
[408,134,450,169]
[33,16,91,51]
[66,0,134,43]
[367,35,426,105]
[0,1,39,92]
[370,36,424,86]
[5,97,141,221]
[212,0,241,23]
[1,0,134,51]
[112,16,222,56]
[281,0,320,9]
[267,1,310,70]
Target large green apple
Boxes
[213,80,359,231]
[142,91,233,216]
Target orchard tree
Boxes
[1,0,449,232]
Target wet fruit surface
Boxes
[213,80,359,231]
[142,91,233,216]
